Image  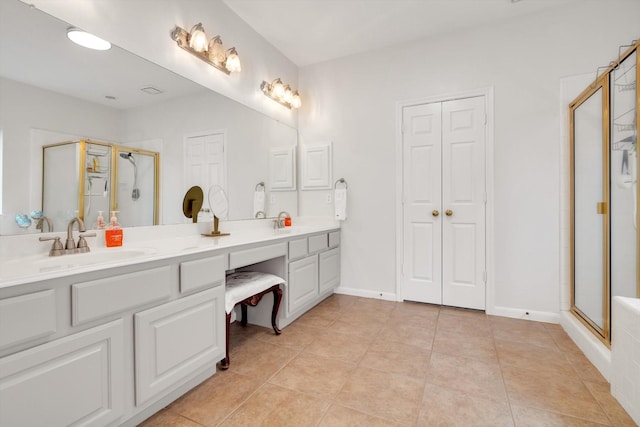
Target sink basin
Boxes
[0,248,156,279]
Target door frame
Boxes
[395,87,495,312]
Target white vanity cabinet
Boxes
[0,319,124,427]
[287,230,341,316]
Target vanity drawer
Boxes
[180,255,227,294]
[329,231,340,248]
[288,238,308,261]
[229,243,287,269]
[308,234,328,254]
[71,266,173,326]
[0,290,56,350]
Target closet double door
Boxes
[402,96,486,310]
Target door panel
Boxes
[442,97,486,310]
[402,103,442,304]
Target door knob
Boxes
[432,210,439,217]
[445,209,453,216]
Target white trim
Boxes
[394,87,495,311]
[560,311,611,381]
[182,129,228,194]
[335,286,397,302]
[490,305,560,324]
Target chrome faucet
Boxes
[39,217,96,256]
[35,216,53,233]
[66,217,86,250]
[273,211,290,229]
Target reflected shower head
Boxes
[119,152,135,165]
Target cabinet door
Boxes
[0,320,124,427]
[319,247,340,294]
[134,286,224,406]
[288,255,319,313]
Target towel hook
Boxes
[334,178,348,189]
[255,182,265,192]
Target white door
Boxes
[185,132,226,192]
[402,96,486,310]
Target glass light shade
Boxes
[284,87,294,104]
[188,23,208,52]
[208,36,226,65]
[271,79,285,99]
[66,28,111,50]
[292,92,302,109]
[225,48,241,72]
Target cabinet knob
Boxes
[432,210,439,217]
[445,209,453,216]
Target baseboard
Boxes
[488,305,561,324]
[334,286,397,302]
[560,311,611,381]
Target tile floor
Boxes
[140,294,637,427]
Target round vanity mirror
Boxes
[204,185,230,237]
[182,186,203,223]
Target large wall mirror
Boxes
[0,0,297,235]
[570,40,639,344]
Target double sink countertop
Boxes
[0,217,340,289]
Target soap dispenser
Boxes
[96,211,106,229]
[105,211,123,247]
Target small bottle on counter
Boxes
[105,211,123,247]
[96,210,106,229]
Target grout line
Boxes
[489,316,518,427]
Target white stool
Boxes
[221,271,284,369]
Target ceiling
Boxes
[222,0,576,67]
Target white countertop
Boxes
[0,217,340,289]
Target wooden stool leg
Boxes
[221,312,232,370]
[271,286,282,335]
[240,304,248,327]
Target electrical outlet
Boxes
[326,193,332,204]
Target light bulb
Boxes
[208,36,226,65]
[271,79,285,99]
[188,23,208,52]
[284,86,294,105]
[292,92,302,109]
[225,48,241,72]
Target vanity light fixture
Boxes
[66,28,111,51]
[171,23,241,75]
[260,78,302,109]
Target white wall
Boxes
[298,1,640,315]
[29,0,299,128]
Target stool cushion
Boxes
[225,271,285,314]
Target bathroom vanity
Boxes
[0,219,340,426]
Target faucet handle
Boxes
[39,236,65,256]
[77,232,97,253]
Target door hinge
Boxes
[483,271,487,283]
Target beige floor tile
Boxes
[436,311,493,338]
[168,371,260,426]
[227,339,299,382]
[377,322,436,350]
[565,352,609,384]
[495,338,578,378]
[337,367,424,425]
[440,306,487,319]
[318,404,403,427]
[293,308,337,329]
[584,381,637,427]
[432,329,498,362]
[268,352,356,399]
[489,315,549,332]
[426,351,508,401]
[219,383,330,427]
[138,409,204,427]
[492,324,559,350]
[253,322,315,350]
[303,329,371,363]
[418,384,514,427]
[317,294,361,312]
[501,365,610,425]
[511,405,611,426]
[547,328,584,356]
[360,345,431,378]
[330,316,385,339]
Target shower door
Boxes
[113,147,160,227]
[571,81,610,341]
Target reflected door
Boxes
[571,82,609,337]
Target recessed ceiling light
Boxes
[66,28,111,51]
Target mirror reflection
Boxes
[0,0,297,235]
